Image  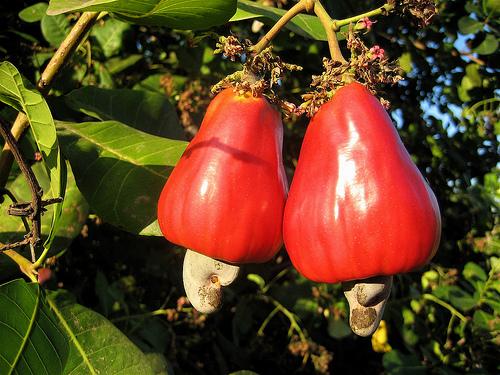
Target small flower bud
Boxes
[369,45,385,60]
[359,17,376,31]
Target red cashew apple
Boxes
[158,88,288,313]
[283,82,441,336]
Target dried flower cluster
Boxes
[177,80,210,137]
[213,37,302,117]
[391,0,438,27]
[299,30,403,116]
[214,35,249,62]
[288,335,333,374]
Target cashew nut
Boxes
[342,275,393,337]
[182,249,240,314]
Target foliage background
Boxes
[0,0,498,374]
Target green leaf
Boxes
[0,279,69,375]
[473,34,499,55]
[229,371,260,375]
[449,285,478,311]
[47,0,237,30]
[105,54,143,75]
[472,310,498,332]
[458,16,483,35]
[463,262,488,282]
[47,291,159,375]
[0,61,65,251]
[458,64,482,102]
[91,17,130,58]
[133,74,169,94]
[56,120,187,235]
[65,87,184,139]
[399,52,413,74]
[19,2,49,23]
[0,162,88,273]
[41,13,71,46]
[231,0,336,41]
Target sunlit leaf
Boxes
[57,120,187,235]
[47,291,161,374]
[47,0,237,30]
[65,87,184,139]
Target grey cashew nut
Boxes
[342,275,393,337]
[182,249,240,314]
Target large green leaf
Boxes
[56,120,187,235]
[230,0,348,41]
[0,61,65,251]
[47,0,237,30]
[0,279,69,375]
[0,162,89,275]
[65,87,184,139]
[47,291,163,375]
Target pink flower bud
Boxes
[369,45,385,60]
[360,17,376,31]
[37,268,53,285]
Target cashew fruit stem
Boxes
[182,249,240,314]
[342,275,393,337]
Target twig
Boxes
[313,0,347,63]
[332,3,395,31]
[0,118,43,257]
[0,187,30,232]
[0,11,100,188]
[422,293,468,322]
[250,0,314,54]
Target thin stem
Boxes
[332,3,395,31]
[422,293,467,322]
[313,1,346,63]
[262,268,289,294]
[0,188,30,232]
[258,295,308,343]
[250,0,312,54]
[257,306,280,336]
[0,11,101,189]
[32,247,50,268]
